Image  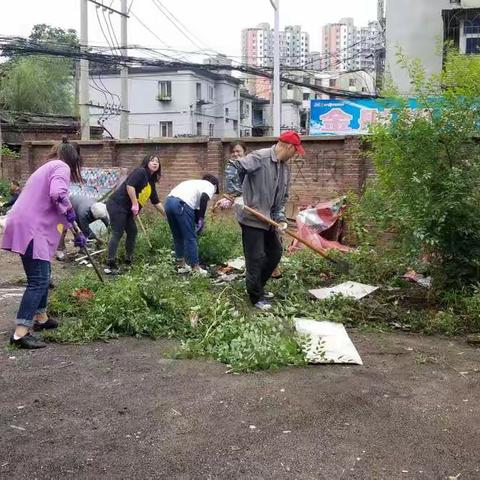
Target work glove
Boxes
[277,221,288,232]
[73,232,87,248]
[131,203,139,216]
[66,209,76,224]
[196,217,205,234]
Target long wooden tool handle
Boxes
[137,215,153,249]
[242,204,335,262]
[72,222,104,283]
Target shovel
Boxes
[242,204,350,272]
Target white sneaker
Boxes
[192,267,209,277]
[55,250,65,261]
[254,300,272,311]
[177,265,192,274]
[264,292,275,299]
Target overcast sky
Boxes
[0,0,378,58]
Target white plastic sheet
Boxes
[295,318,363,365]
[309,281,378,301]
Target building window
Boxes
[159,121,173,138]
[349,78,356,87]
[233,120,238,130]
[466,37,480,54]
[208,85,214,100]
[209,123,214,137]
[329,79,336,87]
[233,89,237,97]
[157,81,172,100]
[197,122,202,136]
[225,107,229,122]
[196,82,202,101]
[303,92,310,100]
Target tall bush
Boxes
[368,50,480,287]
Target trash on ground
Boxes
[294,318,363,365]
[213,273,243,285]
[9,425,26,431]
[309,281,378,301]
[75,249,106,263]
[217,265,234,275]
[402,269,432,288]
[289,197,353,254]
[466,333,480,345]
[73,288,95,303]
[227,257,245,271]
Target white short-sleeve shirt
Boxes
[168,180,216,210]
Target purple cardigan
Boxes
[2,160,73,261]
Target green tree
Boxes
[365,50,480,287]
[0,24,79,114]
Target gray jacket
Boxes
[70,195,109,238]
[225,146,289,230]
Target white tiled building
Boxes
[89,66,242,139]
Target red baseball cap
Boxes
[279,130,305,156]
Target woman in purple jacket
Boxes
[2,140,85,349]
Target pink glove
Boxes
[131,204,139,216]
[218,198,233,209]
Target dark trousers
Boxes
[241,224,282,305]
[106,200,138,265]
[16,241,51,328]
[164,196,199,266]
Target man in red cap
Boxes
[218,130,304,310]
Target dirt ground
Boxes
[0,247,479,480]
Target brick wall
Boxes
[2,126,104,145]
[3,136,369,210]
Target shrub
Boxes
[367,51,480,288]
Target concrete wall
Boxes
[385,0,454,94]
[2,136,370,213]
[281,103,301,131]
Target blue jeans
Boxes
[16,242,51,328]
[165,196,199,266]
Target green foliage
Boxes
[48,209,480,372]
[197,216,243,264]
[1,145,21,160]
[137,212,242,266]
[0,179,10,200]
[366,50,480,287]
[0,24,78,114]
[47,247,306,372]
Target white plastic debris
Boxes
[309,281,378,301]
[294,318,363,365]
[227,257,245,271]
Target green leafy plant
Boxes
[366,49,480,288]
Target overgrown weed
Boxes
[47,215,480,372]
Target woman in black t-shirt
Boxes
[106,155,165,272]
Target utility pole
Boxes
[119,0,129,139]
[80,0,90,140]
[270,0,281,136]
